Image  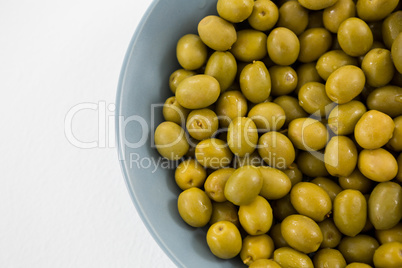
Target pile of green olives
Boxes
[154,0,402,266]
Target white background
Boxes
[0,0,176,267]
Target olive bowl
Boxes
[116,0,243,267]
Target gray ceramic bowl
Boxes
[116,0,243,267]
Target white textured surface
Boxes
[0,0,175,267]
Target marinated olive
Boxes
[240,61,271,103]
[195,138,233,169]
[259,166,292,200]
[327,100,367,136]
[217,0,254,23]
[163,96,189,125]
[238,195,273,235]
[240,234,275,265]
[248,0,279,31]
[169,69,196,94]
[269,65,298,96]
[248,102,286,131]
[177,187,212,227]
[358,148,398,182]
[323,0,356,33]
[176,34,207,70]
[204,168,235,202]
[338,234,379,265]
[288,117,328,151]
[186,109,219,140]
[324,136,358,177]
[205,51,237,92]
[231,29,267,62]
[216,90,248,128]
[273,95,308,126]
[198,15,237,51]
[373,242,402,268]
[273,247,314,268]
[313,248,347,268]
[366,85,402,118]
[206,221,242,259]
[277,0,308,35]
[154,121,189,160]
[318,218,342,248]
[337,18,373,57]
[298,28,332,63]
[267,27,300,66]
[209,201,239,226]
[316,50,358,81]
[258,131,296,169]
[298,82,335,117]
[175,159,206,190]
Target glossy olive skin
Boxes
[324,136,358,177]
[169,69,196,94]
[328,100,367,136]
[333,189,367,237]
[163,96,189,125]
[313,248,347,268]
[311,177,342,202]
[240,61,271,103]
[358,148,398,182]
[392,32,402,73]
[258,131,296,169]
[231,30,267,62]
[323,0,355,33]
[227,117,258,157]
[209,201,239,226]
[205,51,237,92]
[234,151,264,168]
[198,15,237,51]
[373,242,402,268]
[249,259,281,268]
[176,34,207,71]
[299,82,335,117]
[240,234,275,265]
[298,28,332,63]
[298,0,338,10]
[154,121,189,160]
[357,0,399,22]
[274,95,308,126]
[248,0,279,31]
[270,223,289,248]
[316,50,358,81]
[176,75,220,109]
[388,116,402,152]
[175,159,206,190]
[337,18,373,57]
[362,48,395,87]
[283,163,303,186]
[177,187,212,227]
[369,182,402,230]
[325,65,365,104]
[195,138,233,169]
[366,86,402,118]
[383,11,402,49]
[272,194,297,221]
[216,90,248,128]
[204,168,235,202]
[376,222,402,244]
[224,165,263,206]
[338,235,379,265]
[297,151,331,178]
[238,195,273,235]
[345,263,372,268]
[217,0,254,23]
[318,218,342,248]
[269,66,297,96]
[290,182,332,222]
[288,118,328,151]
[186,109,219,140]
[259,166,291,200]
[267,27,300,66]
[277,0,308,35]
[339,169,373,194]
[273,247,314,268]
[248,102,286,131]
[295,62,323,94]
[206,221,242,259]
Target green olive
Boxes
[169,69,196,94]
[205,51,237,92]
[313,248,347,268]
[357,0,399,22]
[154,121,189,160]
[318,218,342,248]
[338,235,379,265]
[354,110,395,149]
[162,96,189,125]
[324,136,358,177]
[217,0,254,23]
[176,74,220,109]
[273,247,313,268]
[366,85,402,118]
[258,131,296,169]
[323,0,355,33]
[333,189,367,237]
[249,259,281,268]
[337,18,373,57]
[270,223,289,248]
[267,27,300,66]
[233,151,264,168]
[373,242,402,268]
[204,168,235,202]
[288,117,328,151]
[176,34,207,70]
[325,65,366,104]
[388,116,402,151]
[206,221,242,259]
[392,32,402,73]
[224,165,263,206]
[316,50,358,81]
[383,11,402,50]
[327,100,367,136]
[362,48,395,87]
[227,117,258,157]
[298,28,332,63]
[277,0,308,35]
[195,138,233,169]
[368,182,402,230]
[230,29,267,62]
[339,169,373,194]
[290,182,332,222]
[175,159,206,190]
[311,177,342,202]
[240,234,275,265]
[345,263,372,268]
[273,95,309,126]
[298,0,338,10]
[283,163,303,186]
[238,195,273,235]
[177,187,212,227]
[240,61,271,103]
[295,62,323,94]
[259,166,292,200]
[297,151,330,178]
[209,201,239,227]
[298,82,335,117]
[376,222,402,244]
[269,65,298,96]
[358,148,398,182]
[272,194,298,221]
[216,90,248,128]
[186,109,219,140]
[248,0,279,31]
[198,15,237,51]
[248,102,286,131]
